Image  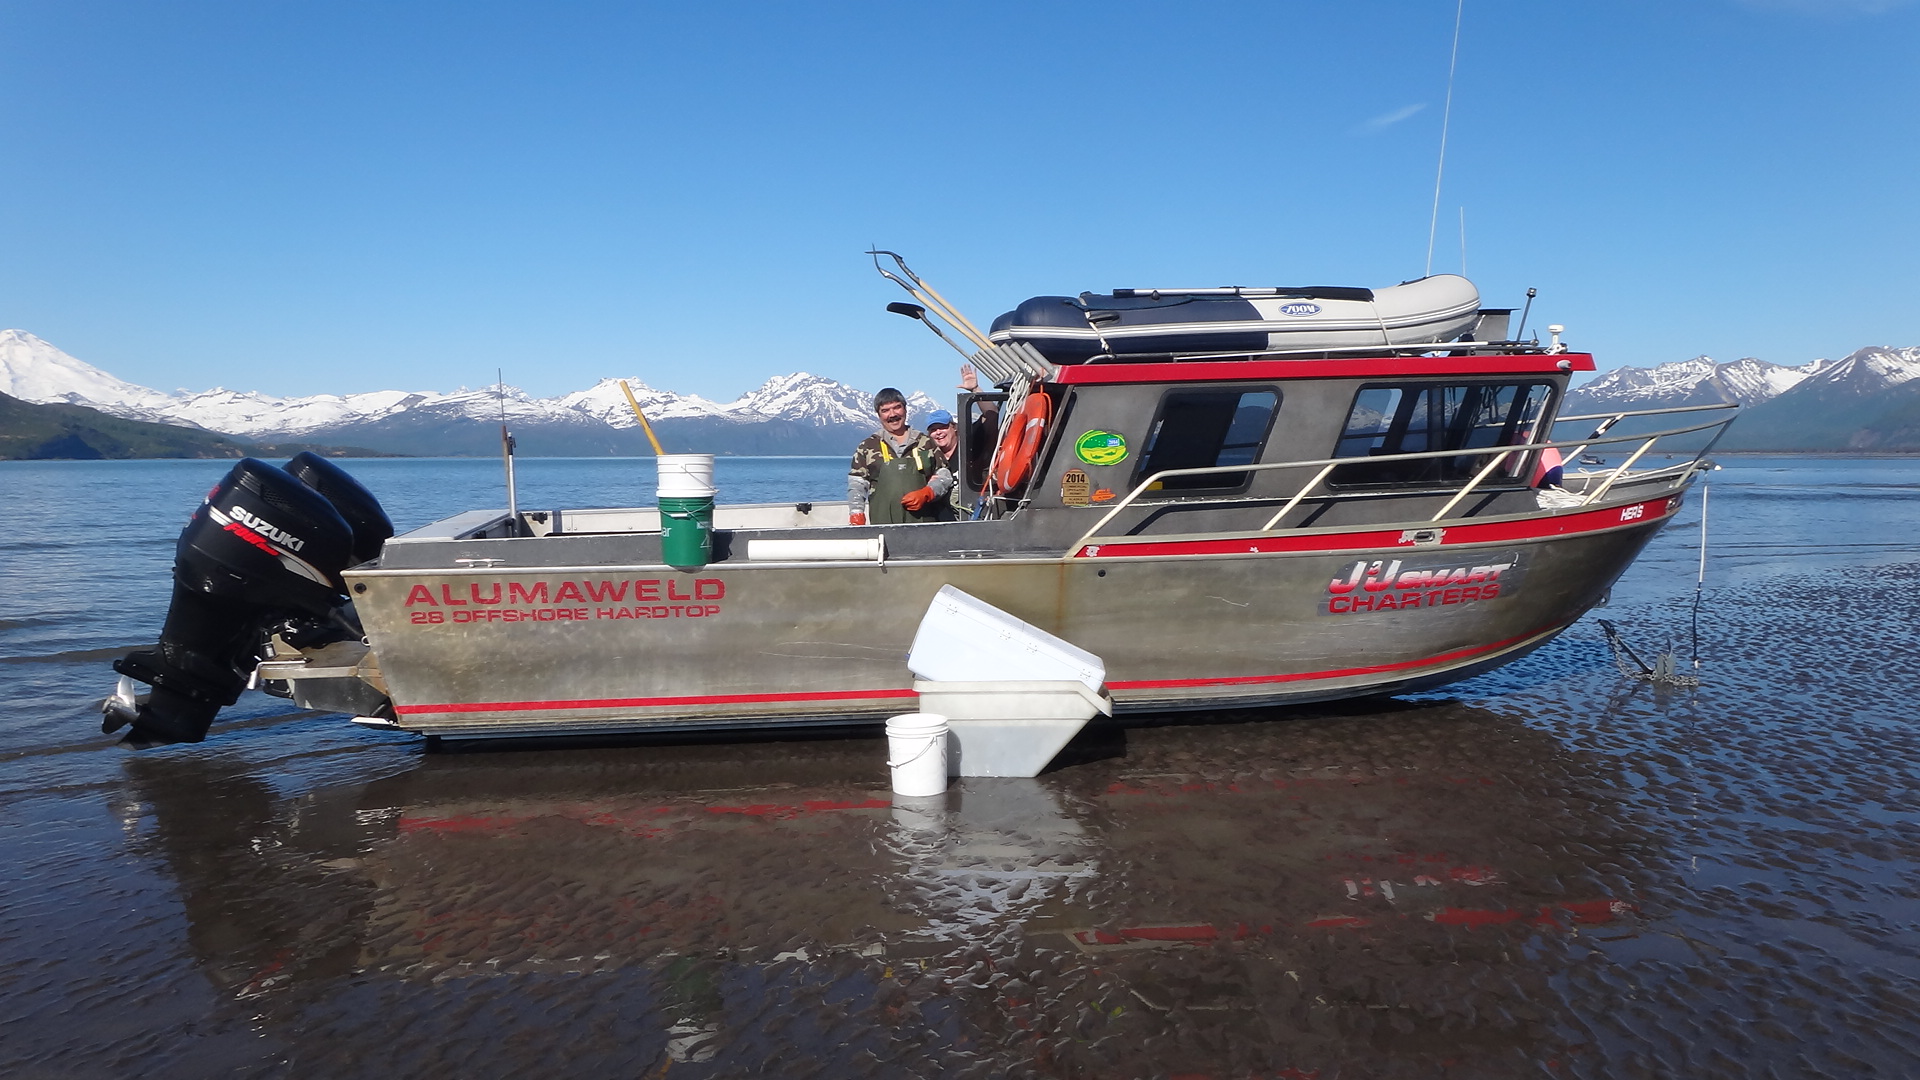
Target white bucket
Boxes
[885,713,949,797]
[656,453,717,498]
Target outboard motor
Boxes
[106,457,375,746]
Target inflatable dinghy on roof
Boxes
[988,273,1482,363]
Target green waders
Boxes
[869,442,943,525]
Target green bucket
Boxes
[659,494,714,570]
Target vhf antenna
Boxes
[499,368,519,533]
[1425,0,1465,278]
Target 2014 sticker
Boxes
[1074,430,1128,466]
[1060,468,1092,507]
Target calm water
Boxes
[1,455,1917,1077]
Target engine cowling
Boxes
[110,458,368,746]
[285,451,393,565]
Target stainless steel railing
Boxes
[1065,401,1737,554]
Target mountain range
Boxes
[0,330,938,457]
[4,328,1918,457]
[0,392,382,460]
[1561,345,1920,452]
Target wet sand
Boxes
[3,458,1918,1077]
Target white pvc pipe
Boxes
[746,537,885,562]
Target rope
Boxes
[1598,619,1700,688]
[978,377,1033,512]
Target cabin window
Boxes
[1330,381,1554,487]
[1132,388,1280,493]
[953,392,1007,508]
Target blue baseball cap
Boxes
[926,409,955,428]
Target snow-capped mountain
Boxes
[0,329,181,417]
[1567,354,1825,411]
[0,329,943,455]
[1568,347,1920,412]
[1567,346,1920,452]
[1790,345,1920,395]
[558,373,939,431]
[557,378,737,428]
[726,373,939,429]
[1719,347,1920,452]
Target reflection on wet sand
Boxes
[125,703,1657,1076]
[121,754,376,999]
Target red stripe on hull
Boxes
[395,687,918,717]
[394,627,1560,717]
[1076,495,1677,559]
[1108,626,1547,691]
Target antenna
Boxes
[498,368,519,532]
[1425,0,1466,278]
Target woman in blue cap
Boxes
[924,407,962,519]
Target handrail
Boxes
[1259,463,1338,530]
[1580,438,1659,505]
[1554,401,1739,424]
[1554,401,1739,464]
[1065,405,1735,554]
[1427,449,1515,522]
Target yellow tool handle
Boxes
[619,380,667,456]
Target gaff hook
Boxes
[866,250,993,350]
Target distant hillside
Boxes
[1718,362,1920,452]
[0,393,387,461]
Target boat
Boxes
[1579,454,1606,467]
[102,260,1738,747]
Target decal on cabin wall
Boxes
[1074,430,1129,466]
[1320,553,1526,615]
[1091,488,1116,503]
[1060,469,1092,507]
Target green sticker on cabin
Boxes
[1074,430,1128,466]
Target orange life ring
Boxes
[991,391,1053,493]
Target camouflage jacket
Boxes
[847,429,954,517]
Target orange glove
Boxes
[850,511,867,525]
[901,486,936,511]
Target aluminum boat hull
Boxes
[345,490,1681,738]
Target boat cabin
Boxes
[382,346,1600,570]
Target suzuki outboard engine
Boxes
[107,456,387,746]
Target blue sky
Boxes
[2,1,1915,400]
